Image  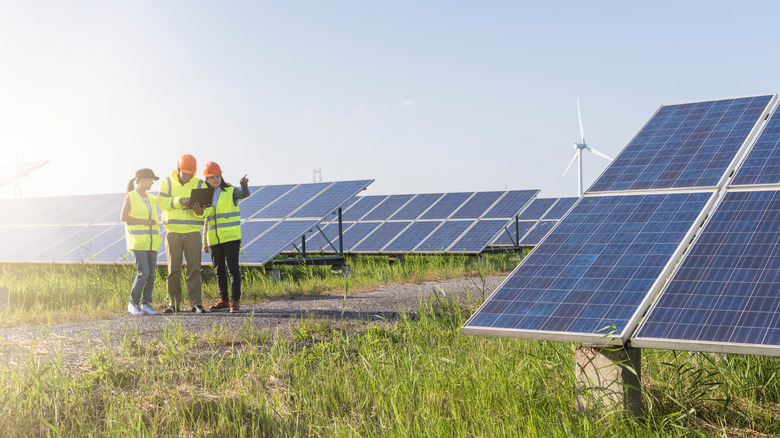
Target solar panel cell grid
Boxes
[490,221,537,246]
[341,196,387,221]
[589,95,772,192]
[291,180,372,218]
[542,198,579,220]
[633,190,780,350]
[241,185,295,218]
[362,195,414,221]
[732,109,780,186]
[483,190,539,219]
[450,219,508,252]
[421,193,473,219]
[518,220,558,246]
[414,220,474,252]
[517,198,557,221]
[383,221,442,252]
[253,183,330,219]
[389,193,443,220]
[352,221,412,252]
[450,192,504,219]
[463,192,712,340]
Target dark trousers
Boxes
[210,239,241,302]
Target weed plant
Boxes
[1,295,779,436]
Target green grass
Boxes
[1,254,779,436]
[1,295,779,436]
[0,253,523,327]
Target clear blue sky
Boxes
[2,1,779,199]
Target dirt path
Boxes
[0,276,505,368]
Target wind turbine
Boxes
[562,99,613,196]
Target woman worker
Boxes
[199,162,250,313]
[120,168,162,315]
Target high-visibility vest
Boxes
[125,191,162,252]
[157,170,206,234]
[205,187,242,246]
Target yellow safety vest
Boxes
[157,170,206,233]
[205,187,242,246]
[125,191,162,252]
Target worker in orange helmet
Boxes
[157,154,208,313]
[195,161,250,313]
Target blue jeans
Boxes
[130,250,158,305]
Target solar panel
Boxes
[632,190,780,355]
[382,221,442,252]
[484,191,541,219]
[463,192,713,344]
[518,220,558,246]
[290,180,371,218]
[363,195,414,221]
[421,192,473,219]
[389,193,443,220]
[252,182,331,219]
[450,192,504,219]
[352,221,412,252]
[241,184,296,218]
[731,107,780,186]
[589,95,773,192]
[342,196,387,221]
[542,197,579,220]
[414,220,474,252]
[241,219,320,263]
[489,221,537,246]
[517,198,557,221]
[450,219,509,252]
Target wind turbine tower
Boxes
[562,100,613,196]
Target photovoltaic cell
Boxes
[516,198,557,221]
[421,193,473,219]
[389,193,443,220]
[342,196,387,221]
[253,182,331,219]
[383,221,442,252]
[341,222,382,248]
[542,197,579,220]
[352,221,412,252]
[483,190,539,219]
[732,108,780,186]
[518,220,558,246]
[241,185,295,218]
[241,219,320,264]
[450,219,509,252]
[632,190,780,354]
[450,192,503,219]
[414,220,473,252]
[290,180,372,218]
[463,192,712,342]
[589,95,772,192]
[32,225,115,262]
[363,195,414,221]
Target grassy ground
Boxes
[0,254,779,436]
[0,253,523,327]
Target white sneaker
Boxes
[141,303,159,315]
[127,302,144,315]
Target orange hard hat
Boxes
[203,161,222,177]
[177,154,197,174]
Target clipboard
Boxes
[190,187,215,207]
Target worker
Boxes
[120,168,162,315]
[157,154,207,313]
[198,161,250,313]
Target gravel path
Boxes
[0,276,505,368]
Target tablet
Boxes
[189,187,215,207]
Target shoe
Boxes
[209,299,230,311]
[192,304,207,313]
[141,303,159,315]
[163,305,179,314]
[127,302,144,315]
[229,300,240,313]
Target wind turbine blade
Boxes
[588,147,613,161]
[562,151,579,177]
[577,99,585,143]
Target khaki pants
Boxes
[165,231,202,308]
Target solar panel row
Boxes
[489,197,579,247]
[0,180,373,266]
[289,190,539,255]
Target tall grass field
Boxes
[0,254,779,437]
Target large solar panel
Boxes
[589,95,773,193]
[0,180,373,265]
[632,190,780,355]
[488,197,578,248]
[731,107,780,186]
[289,190,539,255]
[463,192,714,344]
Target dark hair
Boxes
[126,178,136,194]
[217,178,232,192]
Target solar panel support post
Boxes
[514,215,520,247]
[574,345,642,417]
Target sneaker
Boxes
[163,305,179,314]
[209,299,230,311]
[192,304,207,314]
[127,302,144,315]
[229,300,240,313]
[141,303,159,315]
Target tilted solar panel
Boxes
[516,198,557,221]
[542,197,579,220]
[389,193,443,220]
[252,182,331,219]
[589,95,773,193]
[463,192,713,344]
[450,192,504,219]
[731,107,780,186]
[382,221,442,252]
[450,219,509,252]
[414,220,474,252]
[632,190,780,356]
[352,221,412,252]
[490,221,537,246]
[363,195,414,221]
[241,184,296,218]
[518,220,558,246]
[421,192,473,219]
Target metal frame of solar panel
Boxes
[288,190,539,256]
[0,180,373,267]
[463,94,778,346]
[632,97,780,356]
